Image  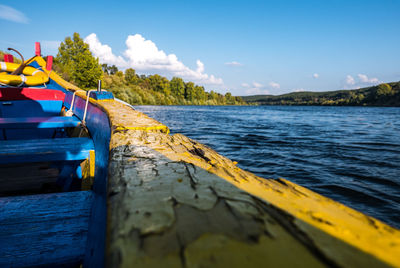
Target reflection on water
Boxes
[135,105,400,228]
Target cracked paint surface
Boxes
[107,144,325,267]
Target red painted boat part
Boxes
[4,54,14,63]
[0,88,65,101]
[35,42,41,56]
[46,56,53,71]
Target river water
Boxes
[134,105,400,229]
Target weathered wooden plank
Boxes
[0,137,94,164]
[0,116,81,129]
[0,191,93,267]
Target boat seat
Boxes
[0,116,81,129]
[0,138,94,164]
[0,191,93,266]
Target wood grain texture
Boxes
[0,137,94,164]
[0,191,93,267]
[0,116,80,129]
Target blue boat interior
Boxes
[0,77,111,266]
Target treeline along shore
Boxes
[52,33,246,106]
[100,65,245,105]
[243,82,400,107]
[1,33,399,107]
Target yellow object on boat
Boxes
[0,62,49,86]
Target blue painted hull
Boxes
[0,58,113,267]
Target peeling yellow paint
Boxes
[185,234,324,268]
[81,150,95,190]
[114,125,170,134]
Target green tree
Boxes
[108,65,118,75]
[125,68,137,84]
[55,32,102,89]
[184,82,196,101]
[356,93,365,104]
[194,85,206,103]
[235,96,244,104]
[101,64,109,74]
[116,71,124,78]
[225,92,235,104]
[170,77,185,98]
[377,83,393,96]
[148,74,171,95]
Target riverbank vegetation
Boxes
[100,66,245,105]
[243,82,400,106]
[52,33,245,105]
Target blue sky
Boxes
[1,0,399,95]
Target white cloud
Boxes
[84,33,223,86]
[357,74,379,84]
[242,82,270,95]
[345,75,355,85]
[84,34,126,67]
[0,5,28,24]
[196,60,204,73]
[245,88,270,95]
[293,88,306,92]
[242,81,281,95]
[225,61,242,67]
[253,82,264,88]
[269,81,280,89]
[344,74,380,89]
[313,73,319,79]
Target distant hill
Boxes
[242,82,400,106]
